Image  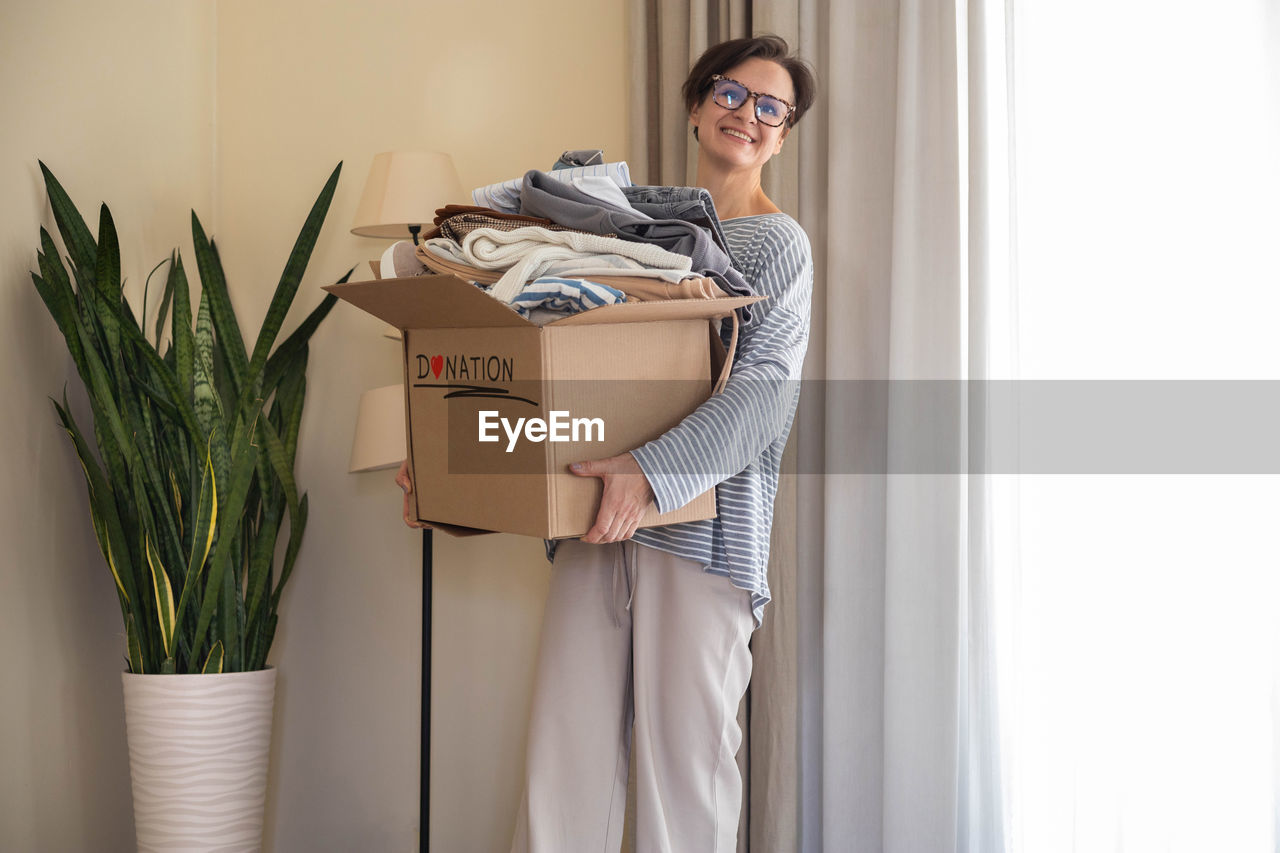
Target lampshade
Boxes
[348,384,407,473]
[350,151,464,239]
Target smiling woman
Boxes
[507,35,818,853]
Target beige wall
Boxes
[2,0,628,850]
[0,2,216,849]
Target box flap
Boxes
[545,295,764,326]
[325,274,532,330]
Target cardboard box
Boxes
[326,273,759,538]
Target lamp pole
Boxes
[421,528,432,852]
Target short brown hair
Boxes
[682,35,817,129]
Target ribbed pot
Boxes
[122,668,277,852]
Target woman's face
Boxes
[690,57,795,176]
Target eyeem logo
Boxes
[478,411,605,453]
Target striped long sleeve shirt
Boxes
[548,212,814,628]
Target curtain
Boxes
[795,0,1008,849]
[629,0,1010,850]
[1002,3,1280,850]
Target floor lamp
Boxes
[349,151,463,853]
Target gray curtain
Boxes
[629,0,1010,852]
[794,0,1008,850]
[627,1,748,188]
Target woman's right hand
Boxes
[395,459,431,530]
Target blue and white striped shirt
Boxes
[548,213,813,628]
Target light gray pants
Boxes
[510,539,754,853]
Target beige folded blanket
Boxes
[415,248,728,302]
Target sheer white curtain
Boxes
[1002,3,1280,851]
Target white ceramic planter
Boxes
[122,667,277,852]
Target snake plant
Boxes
[31,162,351,675]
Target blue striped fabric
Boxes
[547,213,814,628]
[508,277,626,317]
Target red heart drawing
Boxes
[430,355,443,379]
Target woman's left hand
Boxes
[570,453,655,544]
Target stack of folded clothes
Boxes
[378,157,756,327]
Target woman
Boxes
[398,34,816,852]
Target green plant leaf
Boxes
[275,350,307,465]
[117,307,201,442]
[94,203,121,300]
[256,413,311,615]
[173,445,216,638]
[126,613,144,675]
[190,213,247,398]
[168,467,184,542]
[193,288,232,510]
[144,256,171,346]
[119,292,145,339]
[34,230,88,378]
[236,164,342,418]
[221,537,239,672]
[190,415,260,665]
[53,393,145,617]
[247,612,278,672]
[256,414,299,515]
[192,289,219,431]
[128,458,168,668]
[244,490,281,631]
[171,254,195,399]
[145,535,175,660]
[272,492,308,612]
[203,641,224,674]
[80,349,128,451]
[38,161,97,276]
[55,400,133,607]
[114,345,186,570]
[261,290,341,397]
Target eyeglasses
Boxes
[709,75,795,127]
